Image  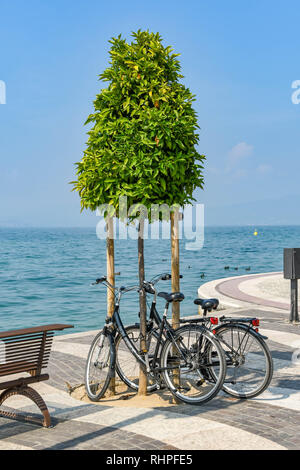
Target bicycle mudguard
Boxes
[256,333,268,340]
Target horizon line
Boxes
[1,224,300,229]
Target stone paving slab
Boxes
[166,395,300,449]
[197,273,278,309]
[58,335,96,345]
[0,414,173,450]
[71,399,285,450]
[47,351,86,391]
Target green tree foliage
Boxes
[72,30,205,214]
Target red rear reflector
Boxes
[252,319,259,326]
[255,328,259,333]
[212,329,216,335]
[210,317,218,325]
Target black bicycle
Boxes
[195,298,273,398]
[116,273,273,399]
[85,276,227,405]
[115,273,217,392]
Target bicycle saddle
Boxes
[158,292,185,303]
[194,298,219,310]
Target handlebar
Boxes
[92,276,107,285]
[149,273,183,284]
[91,276,140,300]
[143,273,183,294]
[92,272,183,297]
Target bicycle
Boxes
[115,273,221,392]
[195,298,273,398]
[116,273,273,399]
[85,276,227,405]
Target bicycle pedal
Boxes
[179,386,191,392]
[196,379,205,387]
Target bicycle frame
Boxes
[110,294,194,377]
[104,296,148,369]
[96,275,221,381]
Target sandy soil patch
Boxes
[70,380,183,408]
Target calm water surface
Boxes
[0,226,299,333]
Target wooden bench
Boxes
[0,324,73,427]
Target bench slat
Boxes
[3,334,54,346]
[1,354,52,368]
[5,342,53,352]
[0,324,73,339]
[5,340,53,353]
[4,349,52,362]
[0,358,51,376]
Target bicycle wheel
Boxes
[85,329,115,401]
[215,324,273,398]
[115,324,159,392]
[160,324,226,405]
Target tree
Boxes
[72,30,205,396]
[106,216,115,395]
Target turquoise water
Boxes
[0,226,299,333]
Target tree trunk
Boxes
[170,210,181,403]
[106,216,115,396]
[138,218,148,396]
[171,210,180,328]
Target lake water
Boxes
[0,226,299,333]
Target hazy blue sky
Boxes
[0,0,299,226]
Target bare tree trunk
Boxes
[171,210,181,403]
[106,216,115,396]
[171,210,180,328]
[138,218,147,396]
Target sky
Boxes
[0,0,299,227]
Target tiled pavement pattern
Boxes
[165,397,300,450]
[0,305,300,450]
[47,351,86,392]
[0,409,174,450]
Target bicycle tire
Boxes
[215,324,273,398]
[85,330,115,401]
[160,324,226,405]
[115,324,159,392]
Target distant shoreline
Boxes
[1,224,300,229]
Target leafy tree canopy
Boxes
[72,30,205,217]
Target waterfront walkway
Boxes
[198,271,294,311]
[1,273,300,450]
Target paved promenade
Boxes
[198,271,295,311]
[1,273,300,450]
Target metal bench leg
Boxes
[0,386,51,428]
